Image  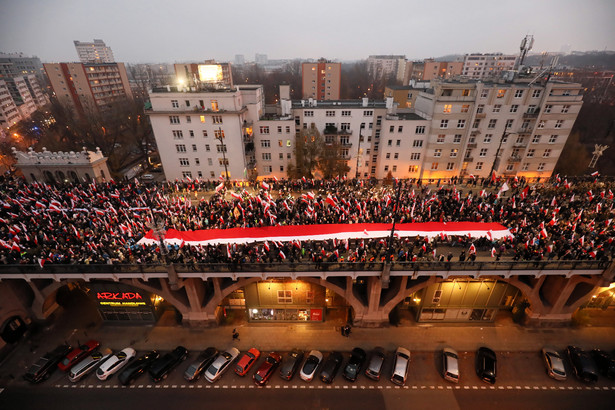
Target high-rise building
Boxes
[44,62,133,118]
[367,55,407,82]
[0,52,46,86]
[234,55,245,66]
[0,80,21,131]
[301,59,341,100]
[255,54,268,65]
[0,74,49,133]
[462,53,517,79]
[74,39,115,64]
[422,59,464,80]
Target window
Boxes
[384,165,389,172]
[389,125,395,132]
[532,90,541,98]
[277,126,282,133]
[497,89,506,98]
[376,116,382,126]
[488,119,497,129]
[457,119,466,129]
[408,165,418,172]
[483,134,492,143]
[416,126,425,134]
[537,162,545,171]
[510,104,518,113]
[218,157,229,166]
[171,100,179,108]
[473,119,481,128]
[434,149,442,157]
[363,110,373,116]
[461,104,470,113]
[263,165,272,173]
[205,144,210,152]
[197,171,203,178]
[287,153,291,159]
[437,135,445,143]
[214,129,225,139]
[522,163,529,171]
[280,165,284,172]
[262,153,271,161]
[538,121,545,129]
[185,100,191,107]
[443,104,452,113]
[394,153,399,159]
[191,144,198,152]
[208,158,213,165]
[392,165,397,171]
[398,126,403,133]
[505,119,514,129]
[446,162,454,170]
[260,126,270,134]
[396,139,401,146]
[431,162,439,170]
[211,100,218,111]
[561,105,570,113]
[176,144,186,153]
[278,140,283,147]
[410,153,421,160]
[287,139,291,147]
[477,104,484,113]
[475,162,483,170]
[387,139,392,146]
[200,115,205,123]
[386,153,391,159]
[211,115,222,124]
[493,104,501,113]
[479,148,488,157]
[548,135,558,144]
[413,140,423,147]
[179,158,189,166]
[194,158,200,165]
[440,120,448,129]
[526,149,535,157]
[342,110,351,116]
[186,116,191,123]
[261,140,271,148]
[514,90,524,98]
[172,130,183,139]
[543,149,551,157]
[279,153,284,159]
[480,90,489,98]
[210,171,215,178]
[341,123,350,130]
[326,110,335,117]
[453,134,462,143]
[555,120,563,129]
[189,130,194,138]
[170,116,180,124]
[532,135,540,144]
[450,149,458,157]
[216,144,227,153]
[182,171,192,179]
[516,136,525,144]
[304,111,314,117]
[544,104,552,113]
[505,164,514,171]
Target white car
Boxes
[299,350,323,382]
[141,174,154,180]
[390,347,411,386]
[442,348,460,383]
[96,348,136,381]
[69,348,112,382]
[542,347,567,381]
[204,347,240,383]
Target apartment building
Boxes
[146,84,264,181]
[0,74,48,133]
[302,59,341,100]
[367,55,407,82]
[422,59,463,81]
[0,80,21,131]
[44,62,133,118]
[414,78,582,181]
[74,39,115,64]
[462,53,517,79]
[0,52,46,86]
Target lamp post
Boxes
[355,129,362,179]
[488,130,517,182]
[216,127,230,185]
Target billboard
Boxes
[198,64,224,84]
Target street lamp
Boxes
[488,130,517,181]
[216,126,230,185]
[355,128,363,179]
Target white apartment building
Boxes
[462,53,517,79]
[367,55,407,82]
[0,80,21,131]
[74,39,115,64]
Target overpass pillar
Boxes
[354,276,388,327]
[182,278,217,327]
[27,281,57,321]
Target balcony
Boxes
[324,126,353,135]
[466,142,477,148]
[463,156,474,162]
[471,130,480,136]
[513,142,527,148]
[507,155,522,163]
[475,112,486,119]
[517,127,532,135]
[340,142,353,148]
[523,109,540,119]
[438,95,475,102]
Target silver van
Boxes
[69,348,112,382]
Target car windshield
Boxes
[186,364,198,374]
[346,364,357,376]
[254,373,263,382]
[61,357,71,366]
[207,365,219,376]
[267,357,276,364]
[117,352,127,360]
[304,357,318,373]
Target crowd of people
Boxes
[0,174,613,267]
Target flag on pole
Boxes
[491,247,496,258]
[279,250,286,259]
[261,181,270,190]
[215,182,224,192]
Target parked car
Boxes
[118,350,160,385]
[149,346,188,382]
[365,347,386,381]
[300,350,323,382]
[343,347,367,382]
[475,347,497,384]
[204,347,240,383]
[566,346,598,383]
[96,348,136,381]
[320,352,344,384]
[279,349,304,381]
[184,347,218,382]
[24,344,72,383]
[141,174,154,180]
[591,349,615,379]
[69,348,112,383]
[235,348,261,376]
[253,352,282,386]
[390,347,411,386]
[58,340,101,372]
[541,347,567,381]
[442,348,460,383]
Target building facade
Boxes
[0,75,48,133]
[462,53,518,79]
[367,55,407,82]
[44,62,133,117]
[74,39,115,64]
[0,52,46,86]
[0,80,22,131]
[422,59,464,81]
[302,60,341,100]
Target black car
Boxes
[320,352,343,384]
[118,350,160,385]
[567,346,598,383]
[279,349,304,381]
[24,344,72,383]
[148,346,188,382]
[184,347,218,382]
[591,349,615,379]
[343,347,367,382]
[475,347,497,384]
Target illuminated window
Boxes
[200,115,205,123]
[214,129,225,138]
[211,100,218,111]
[497,89,506,98]
[443,104,452,113]
[277,290,292,304]
[461,104,470,113]
[431,162,439,170]
[434,149,442,157]
[408,165,418,172]
[462,89,470,96]
[287,140,291,147]
[446,162,454,170]
[450,149,458,157]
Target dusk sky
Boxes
[1,0,614,63]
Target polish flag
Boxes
[301,176,307,183]
[263,241,270,251]
[491,247,496,258]
[273,176,279,182]
[540,228,548,239]
[469,243,476,254]
[231,192,242,201]
[548,216,557,226]
[334,249,339,258]
[325,195,337,207]
[591,171,599,177]
[279,250,286,260]
[215,182,224,192]
[579,236,584,246]
[520,186,529,200]
[226,244,232,258]
[38,258,46,268]
[307,191,315,200]
[261,181,270,190]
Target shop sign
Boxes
[310,309,323,321]
[96,292,147,307]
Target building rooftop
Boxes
[291,99,387,108]
[386,112,425,121]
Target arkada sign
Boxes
[97,292,143,301]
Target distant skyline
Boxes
[1,0,614,64]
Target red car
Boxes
[235,348,260,376]
[57,340,101,372]
[253,352,282,386]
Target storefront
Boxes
[405,279,521,323]
[243,280,326,323]
[87,283,166,324]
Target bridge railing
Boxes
[0,259,608,275]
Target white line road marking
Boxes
[318,386,323,389]
[105,385,111,389]
[603,387,610,390]
[197,385,203,388]
[171,385,177,388]
[189,385,194,389]
[79,385,85,388]
[138,385,143,388]
[404,386,409,389]
[63,385,69,388]
[377,386,383,389]
[129,385,135,389]
[97,385,102,389]
[213,385,219,389]
[146,385,152,388]
[524,386,531,389]
[154,385,160,389]
[412,386,418,389]
[343,385,348,389]
[112,385,118,389]
[55,385,61,388]
[463,386,469,389]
